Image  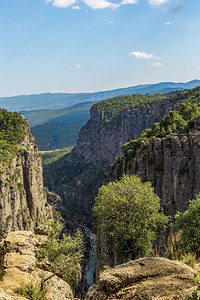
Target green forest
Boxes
[122,101,200,161]
[94,86,200,123]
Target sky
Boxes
[0,0,199,97]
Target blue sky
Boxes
[0,0,199,96]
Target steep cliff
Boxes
[106,115,200,216]
[43,88,200,231]
[0,110,51,239]
[75,87,200,164]
[96,103,200,275]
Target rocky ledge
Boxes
[0,231,74,300]
[85,257,196,300]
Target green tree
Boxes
[37,220,84,287]
[175,194,200,256]
[93,174,169,260]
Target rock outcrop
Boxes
[0,120,52,239]
[75,98,180,164]
[0,231,74,300]
[85,257,196,300]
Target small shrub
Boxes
[99,265,111,274]
[16,280,47,300]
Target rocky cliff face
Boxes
[45,88,200,231]
[95,117,200,275]
[0,120,51,239]
[107,116,200,217]
[75,98,180,164]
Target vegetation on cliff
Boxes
[122,101,200,161]
[93,86,200,123]
[0,109,26,164]
[93,174,169,260]
[40,147,74,166]
[37,220,84,287]
[93,93,169,123]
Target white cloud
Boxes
[105,19,115,23]
[72,4,81,8]
[48,0,76,8]
[45,0,138,9]
[82,0,119,9]
[121,0,138,4]
[163,21,171,25]
[14,21,22,27]
[76,64,81,69]
[148,62,163,67]
[149,0,170,6]
[129,51,154,59]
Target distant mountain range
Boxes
[0,80,199,112]
[1,80,199,150]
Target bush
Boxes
[93,174,169,260]
[16,279,47,300]
[175,194,200,256]
[37,220,84,286]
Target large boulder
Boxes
[85,257,196,300]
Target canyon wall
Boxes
[75,98,180,164]
[0,121,51,239]
[96,117,200,275]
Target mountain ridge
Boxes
[0,80,199,112]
